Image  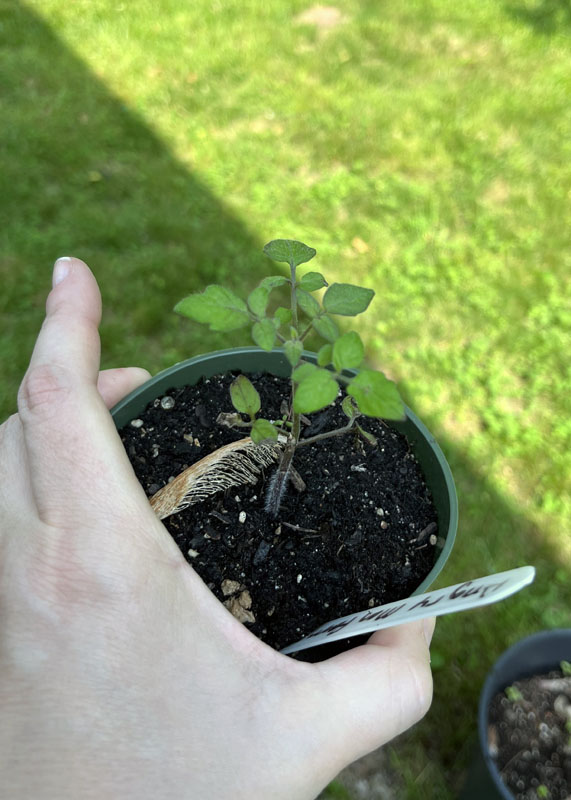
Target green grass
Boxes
[2,1,570,796]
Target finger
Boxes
[16,259,154,529]
[367,615,436,649]
[314,621,434,767]
[97,368,151,410]
[34,257,102,381]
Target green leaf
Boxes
[247,286,269,317]
[260,275,289,290]
[347,370,404,419]
[292,362,317,383]
[561,660,571,676]
[252,319,276,351]
[284,340,303,366]
[174,285,249,331]
[263,239,316,268]
[312,315,340,342]
[505,686,523,703]
[296,289,321,318]
[298,271,327,291]
[251,418,279,444]
[317,343,333,366]
[294,370,339,414]
[273,307,293,327]
[230,375,261,416]
[356,424,377,446]
[341,395,358,419]
[323,283,375,316]
[332,331,365,371]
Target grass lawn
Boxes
[2,0,570,796]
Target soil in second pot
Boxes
[119,371,440,652]
[488,668,571,799]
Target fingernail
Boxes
[53,257,72,287]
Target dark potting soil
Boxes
[119,372,439,652]
[488,670,571,799]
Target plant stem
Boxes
[290,261,298,331]
[265,440,295,517]
[288,257,302,447]
[299,320,314,341]
[265,258,303,518]
[296,418,357,448]
[291,406,301,444]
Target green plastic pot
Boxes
[461,629,571,800]
[112,347,458,649]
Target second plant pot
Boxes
[112,347,458,658]
[461,629,571,800]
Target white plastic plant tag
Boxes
[280,566,536,656]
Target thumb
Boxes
[17,258,161,536]
[314,620,434,767]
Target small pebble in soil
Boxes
[130,418,143,428]
[221,579,242,596]
[160,396,175,410]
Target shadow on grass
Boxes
[0,1,267,419]
[505,0,571,33]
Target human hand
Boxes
[0,257,434,800]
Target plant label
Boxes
[280,566,536,656]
